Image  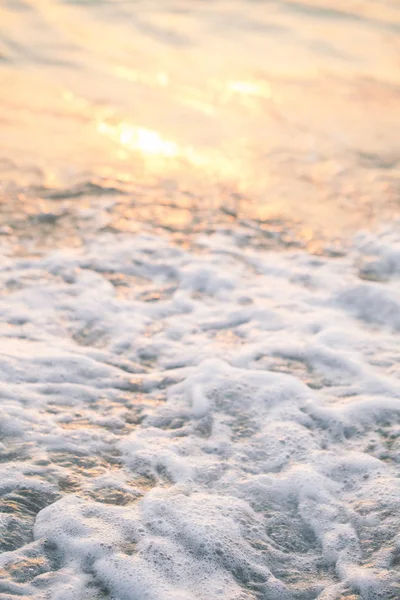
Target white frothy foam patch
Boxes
[0,228,400,599]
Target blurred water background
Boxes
[0,0,399,250]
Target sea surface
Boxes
[0,1,400,599]
[1,0,400,245]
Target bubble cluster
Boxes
[0,227,399,598]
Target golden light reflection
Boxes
[115,64,274,112]
[96,117,239,184]
[226,80,272,100]
[98,122,178,158]
[115,66,169,88]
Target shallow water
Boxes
[1,2,400,600]
[1,0,400,244]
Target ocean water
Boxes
[1,0,400,244]
[1,1,400,599]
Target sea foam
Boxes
[0,227,399,599]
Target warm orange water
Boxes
[1,0,399,241]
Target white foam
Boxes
[0,228,399,598]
